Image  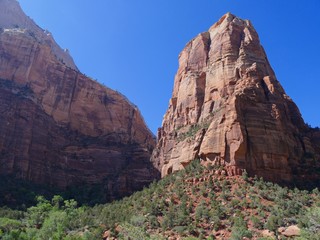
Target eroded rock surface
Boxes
[0,0,159,199]
[152,13,320,186]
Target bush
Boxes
[0,218,23,233]
[118,223,150,239]
[173,225,188,234]
[37,211,68,239]
[148,215,159,228]
[230,216,252,240]
[130,215,146,227]
[298,206,320,239]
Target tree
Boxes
[37,211,68,239]
[265,214,280,239]
[230,216,252,240]
[26,196,52,228]
[51,195,64,209]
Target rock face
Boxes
[152,13,320,186]
[0,0,77,70]
[0,0,159,199]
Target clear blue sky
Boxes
[19,0,320,134]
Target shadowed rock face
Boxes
[0,0,159,199]
[152,13,320,186]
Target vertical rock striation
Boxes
[152,13,320,186]
[0,0,159,199]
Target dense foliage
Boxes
[0,161,319,239]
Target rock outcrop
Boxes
[0,0,77,70]
[152,13,320,186]
[0,0,159,199]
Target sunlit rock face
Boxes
[0,0,160,199]
[152,13,320,186]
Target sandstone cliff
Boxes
[0,0,77,70]
[152,13,320,186]
[0,0,159,199]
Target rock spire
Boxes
[152,13,320,186]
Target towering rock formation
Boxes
[152,13,320,186]
[0,0,159,199]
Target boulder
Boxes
[282,225,301,237]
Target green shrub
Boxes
[37,211,68,239]
[298,206,320,239]
[230,216,252,240]
[0,218,22,233]
[173,225,188,234]
[130,215,146,227]
[118,223,150,239]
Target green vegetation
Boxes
[0,160,319,239]
[177,121,210,142]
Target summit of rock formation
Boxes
[0,0,77,70]
[152,13,320,187]
[0,0,159,199]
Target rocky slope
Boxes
[2,160,319,239]
[152,13,320,186]
[0,0,159,199]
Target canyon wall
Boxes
[152,13,320,186]
[0,0,159,199]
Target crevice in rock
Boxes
[205,31,212,67]
[25,42,38,83]
[128,108,136,143]
[260,78,270,101]
[235,67,241,80]
[297,135,307,164]
[171,97,177,112]
[195,128,207,160]
[244,123,252,170]
[196,72,206,122]
[224,131,230,163]
[68,71,78,118]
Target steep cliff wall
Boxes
[152,13,320,186]
[0,0,159,199]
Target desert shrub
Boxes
[173,225,188,234]
[130,215,146,227]
[148,215,159,228]
[118,223,150,239]
[250,215,263,230]
[298,206,320,239]
[230,216,252,240]
[210,214,222,231]
[183,237,200,240]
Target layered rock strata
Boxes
[0,0,159,199]
[152,13,320,186]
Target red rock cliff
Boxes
[0,0,159,199]
[152,13,320,186]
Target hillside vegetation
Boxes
[0,160,319,239]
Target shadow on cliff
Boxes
[0,78,161,209]
[0,170,160,209]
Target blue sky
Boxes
[19,0,320,134]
